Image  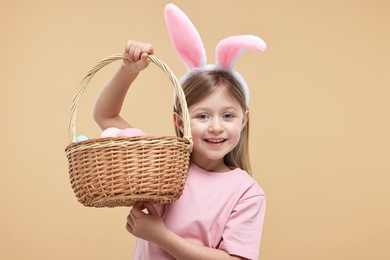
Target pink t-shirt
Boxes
[133,163,266,260]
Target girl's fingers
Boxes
[133,47,142,62]
[131,202,147,218]
[125,222,133,233]
[142,202,159,216]
[127,42,136,61]
[127,212,135,224]
[125,41,153,61]
[142,43,154,55]
[126,41,140,61]
[140,53,150,67]
[126,213,134,233]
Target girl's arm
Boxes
[93,41,153,130]
[127,202,247,260]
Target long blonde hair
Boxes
[174,70,252,175]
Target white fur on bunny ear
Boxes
[164,3,206,69]
[216,35,266,69]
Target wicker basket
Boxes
[65,54,193,208]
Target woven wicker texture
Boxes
[65,54,193,207]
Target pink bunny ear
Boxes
[164,3,206,69]
[216,35,266,69]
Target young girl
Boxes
[93,40,265,260]
[93,5,266,260]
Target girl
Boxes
[93,4,266,259]
[93,41,265,260]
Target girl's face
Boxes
[177,86,248,172]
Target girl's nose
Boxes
[208,118,224,133]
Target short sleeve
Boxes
[218,185,266,260]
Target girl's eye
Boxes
[223,113,234,119]
[197,114,209,120]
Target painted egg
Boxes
[100,127,121,137]
[75,135,89,142]
[118,128,147,137]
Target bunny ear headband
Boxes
[164,3,266,109]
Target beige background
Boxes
[1,0,389,259]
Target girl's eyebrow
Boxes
[190,106,240,114]
[218,106,241,112]
[191,105,240,110]
[189,106,209,112]
[223,106,240,111]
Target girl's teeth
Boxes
[207,139,223,143]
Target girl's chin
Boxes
[191,153,226,165]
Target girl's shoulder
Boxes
[231,167,266,197]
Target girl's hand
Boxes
[126,202,246,259]
[126,202,167,243]
[123,40,154,72]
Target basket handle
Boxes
[68,54,192,145]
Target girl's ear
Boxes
[173,112,184,132]
[242,110,250,130]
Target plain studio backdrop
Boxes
[0,0,389,259]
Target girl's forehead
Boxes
[189,87,242,110]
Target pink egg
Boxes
[100,127,121,137]
[118,128,148,137]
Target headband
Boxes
[164,3,267,108]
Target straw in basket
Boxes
[65,54,193,208]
